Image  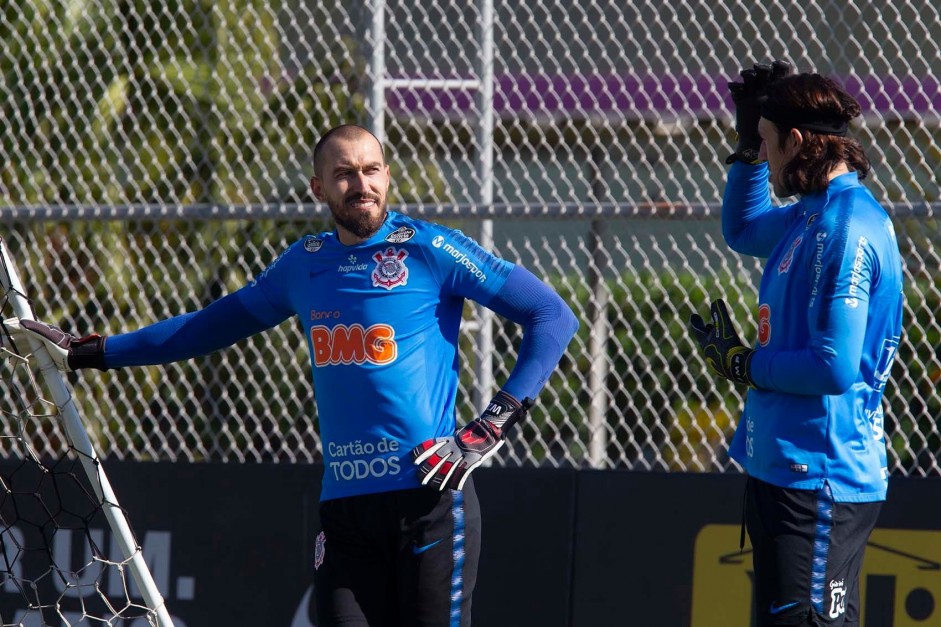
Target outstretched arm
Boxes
[7,290,286,371]
[105,291,283,368]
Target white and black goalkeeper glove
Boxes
[2,318,107,371]
[411,391,534,491]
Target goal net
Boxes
[0,237,172,626]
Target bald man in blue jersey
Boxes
[10,125,579,626]
[690,63,903,627]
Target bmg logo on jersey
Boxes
[692,525,941,626]
[310,323,397,366]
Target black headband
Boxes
[761,100,849,136]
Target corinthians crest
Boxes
[372,246,409,289]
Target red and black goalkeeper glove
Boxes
[2,318,107,371]
[689,299,757,388]
[411,391,534,491]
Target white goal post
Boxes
[0,235,174,627]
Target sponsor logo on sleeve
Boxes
[430,235,487,281]
[809,231,827,307]
[846,235,868,309]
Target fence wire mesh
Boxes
[1,1,939,476]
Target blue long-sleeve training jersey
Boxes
[723,163,903,502]
[105,211,578,500]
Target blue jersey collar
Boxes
[801,171,861,213]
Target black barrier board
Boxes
[474,467,578,627]
[571,470,746,626]
[3,459,939,626]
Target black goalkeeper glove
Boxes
[689,299,756,388]
[411,391,534,491]
[2,318,107,371]
[726,59,792,164]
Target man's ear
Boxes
[785,128,803,158]
[310,176,324,201]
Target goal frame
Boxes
[0,235,174,627]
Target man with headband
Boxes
[689,61,904,626]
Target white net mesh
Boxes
[1,1,939,475]
[0,283,161,625]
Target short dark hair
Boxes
[765,73,870,195]
[312,125,384,177]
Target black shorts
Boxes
[313,477,480,627]
[745,476,882,627]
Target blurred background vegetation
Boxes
[2,0,939,476]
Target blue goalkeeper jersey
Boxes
[236,212,516,500]
[723,164,903,502]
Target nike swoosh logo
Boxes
[769,601,799,615]
[412,539,442,554]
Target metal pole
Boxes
[0,237,174,626]
[474,0,495,412]
[587,147,611,468]
[368,0,386,143]
[587,219,610,468]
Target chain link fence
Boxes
[1,1,939,476]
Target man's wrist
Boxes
[480,390,522,429]
[67,335,108,371]
[726,143,762,165]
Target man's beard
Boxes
[330,196,387,239]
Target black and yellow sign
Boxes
[691,525,940,626]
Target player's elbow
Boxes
[815,356,859,395]
[553,294,579,343]
[722,228,762,258]
[816,370,856,395]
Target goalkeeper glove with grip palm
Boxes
[689,299,756,388]
[412,391,533,491]
[2,318,106,371]
[726,59,792,164]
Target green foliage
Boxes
[0,0,446,459]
